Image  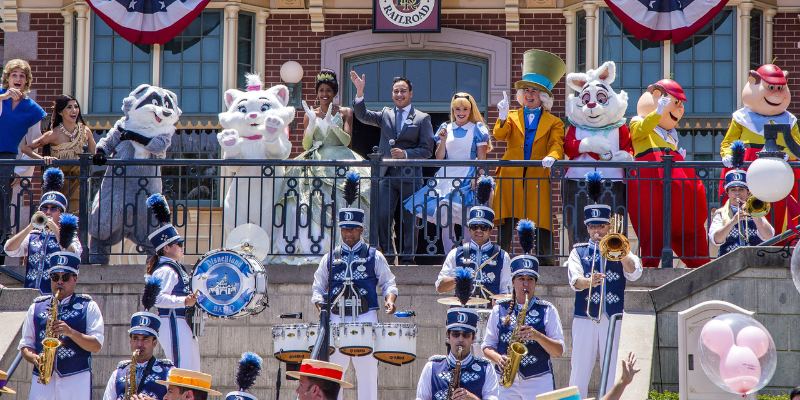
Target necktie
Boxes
[395,108,403,135]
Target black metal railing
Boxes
[1,156,796,268]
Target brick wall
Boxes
[773,12,800,116]
[28,13,65,113]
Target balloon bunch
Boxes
[698,313,777,396]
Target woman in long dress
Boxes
[275,69,370,262]
[404,92,489,251]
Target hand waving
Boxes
[349,70,366,97]
[497,91,510,121]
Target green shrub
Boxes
[648,391,788,400]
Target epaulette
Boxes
[429,355,447,362]
[496,298,512,305]
[34,295,52,303]
[533,298,554,307]
[471,356,491,365]
[573,243,589,248]
[158,359,174,366]
[117,360,132,369]
[75,293,93,301]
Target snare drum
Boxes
[373,323,417,366]
[334,322,374,357]
[272,324,313,363]
[192,249,268,318]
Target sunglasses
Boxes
[39,205,61,212]
[468,225,491,232]
[449,331,474,339]
[50,273,75,282]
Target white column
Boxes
[61,8,75,95]
[737,0,753,108]
[152,44,161,86]
[564,9,576,105]
[74,3,90,107]
[583,2,598,70]
[764,8,776,64]
[662,40,671,80]
[255,9,269,79]
[223,4,240,89]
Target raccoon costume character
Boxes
[88,85,181,264]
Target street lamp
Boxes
[280,61,304,109]
[746,124,797,202]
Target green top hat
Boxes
[513,49,566,96]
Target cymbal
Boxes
[226,223,271,261]
[437,296,490,306]
[489,294,511,300]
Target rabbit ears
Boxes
[566,61,617,93]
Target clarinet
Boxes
[446,346,464,400]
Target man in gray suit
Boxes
[350,72,434,264]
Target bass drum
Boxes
[191,249,268,318]
[373,323,417,366]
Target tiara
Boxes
[316,72,336,82]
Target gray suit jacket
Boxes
[353,99,434,176]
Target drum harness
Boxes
[460,242,501,302]
[330,245,370,320]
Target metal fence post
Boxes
[368,147,381,249]
[78,154,91,264]
[661,155,674,268]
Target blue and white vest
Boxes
[495,298,553,379]
[330,242,380,312]
[719,206,761,256]
[32,294,93,377]
[455,241,507,295]
[429,354,491,399]
[112,357,173,399]
[572,242,626,319]
[25,231,62,295]
[155,258,191,318]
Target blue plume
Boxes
[344,171,360,207]
[476,175,494,206]
[236,352,263,391]
[585,171,603,203]
[142,275,162,311]
[517,219,536,254]
[146,193,171,224]
[42,167,64,193]
[58,213,78,247]
[454,267,474,305]
[731,140,746,169]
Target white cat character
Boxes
[217,74,294,241]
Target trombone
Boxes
[587,214,631,323]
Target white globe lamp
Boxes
[746,124,797,202]
[280,61,304,84]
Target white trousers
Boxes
[158,315,201,371]
[330,311,378,400]
[28,371,91,400]
[498,372,554,399]
[568,315,621,398]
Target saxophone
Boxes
[500,290,529,388]
[446,346,463,399]
[37,289,62,384]
[125,349,141,399]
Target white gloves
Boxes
[302,100,317,131]
[677,148,687,159]
[578,135,612,155]
[656,95,671,115]
[721,155,733,168]
[497,91,510,121]
[542,156,556,168]
[610,150,634,162]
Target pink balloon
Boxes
[736,326,771,358]
[720,345,762,394]
[701,319,735,356]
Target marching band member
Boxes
[156,368,222,400]
[4,167,82,294]
[627,79,709,268]
[311,172,398,400]
[436,177,511,298]
[17,252,104,400]
[223,352,263,400]
[566,172,642,398]
[145,193,200,371]
[289,359,354,400]
[416,308,499,400]
[103,277,173,400]
[709,142,775,256]
[482,220,565,399]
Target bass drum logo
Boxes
[378,0,435,27]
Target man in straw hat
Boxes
[156,368,222,400]
[0,369,16,396]
[536,352,639,400]
[492,49,566,265]
[289,359,353,400]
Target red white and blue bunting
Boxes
[87,0,211,45]
[603,0,729,43]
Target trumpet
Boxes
[32,211,49,231]
[743,196,771,218]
